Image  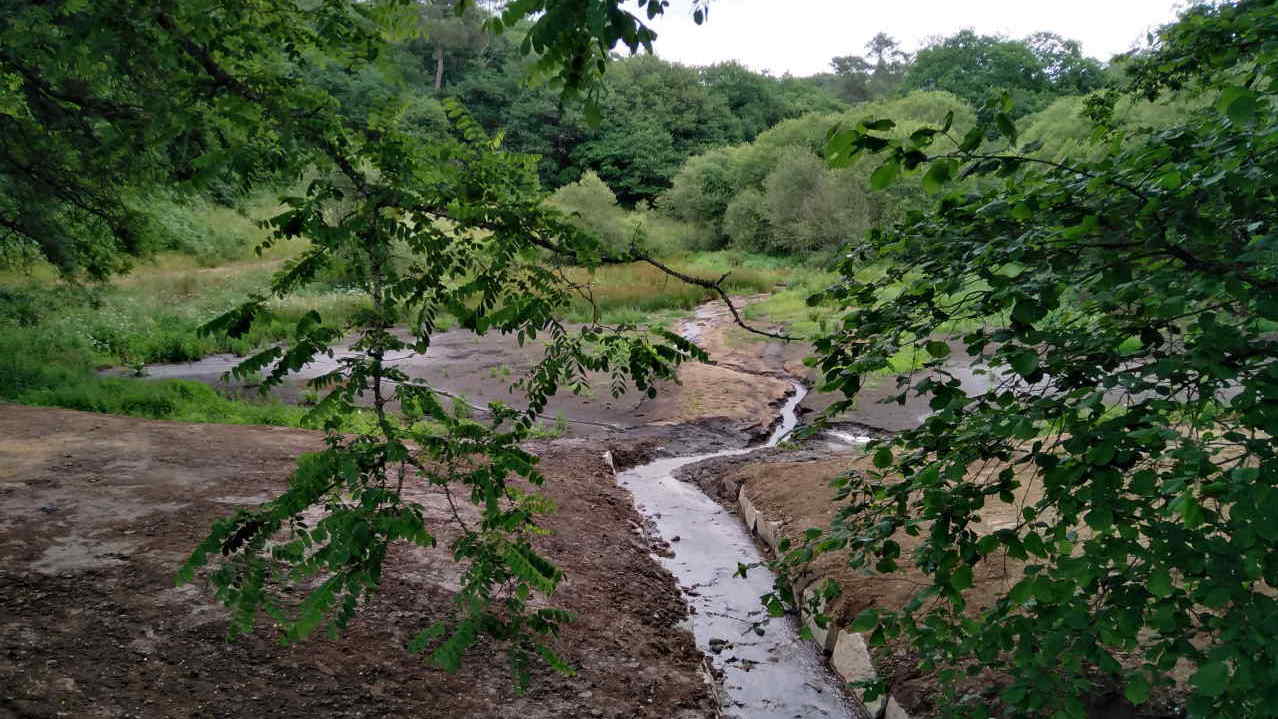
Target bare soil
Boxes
[1,297,1006,718]
[0,406,715,719]
[133,317,792,444]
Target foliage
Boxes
[757,151,876,255]
[828,32,911,103]
[1019,91,1207,162]
[0,0,731,684]
[548,171,632,256]
[662,91,978,254]
[786,2,1278,716]
[413,0,489,91]
[903,30,1107,118]
[448,26,844,200]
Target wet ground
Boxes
[131,321,793,444]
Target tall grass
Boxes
[561,253,798,324]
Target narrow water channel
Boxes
[616,383,853,719]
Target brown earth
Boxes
[711,450,1189,718]
[0,405,716,719]
[719,453,1038,716]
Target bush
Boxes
[723,188,770,252]
[548,171,634,256]
[144,196,273,266]
[657,148,740,245]
[659,91,979,258]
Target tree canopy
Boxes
[799,1,1278,715]
[902,29,1107,117]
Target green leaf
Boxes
[850,608,879,632]
[922,160,953,195]
[1217,86,1258,125]
[1192,661,1230,697]
[1012,299,1046,324]
[873,446,893,468]
[951,564,973,591]
[1148,569,1173,598]
[1009,350,1039,378]
[1158,170,1183,190]
[1009,579,1034,604]
[1085,506,1114,531]
[824,128,859,168]
[995,112,1018,145]
[870,160,900,190]
[1125,675,1151,705]
[959,125,985,152]
[925,340,951,358]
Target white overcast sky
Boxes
[643,0,1188,76]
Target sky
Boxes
[644,0,1187,77]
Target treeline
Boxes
[383,1,846,203]
[541,26,1203,261]
[808,30,1108,116]
[644,87,1193,259]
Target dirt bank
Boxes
[0,406,715,719]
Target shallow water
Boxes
[616,384,854,719]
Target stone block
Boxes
[738,490,759,533]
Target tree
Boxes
[700,61,793,140]
[829,32,910,103]
[800,2,1278,715]
[3,0,735,683]
[413,0,489,91]
[902,29,1105,117]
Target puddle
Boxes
[617,383,853,718]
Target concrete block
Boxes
[801,586,839,653]
[738,490,759,533]
[884,696,910,719]
[832,629,884,718]
[757,518,783,551]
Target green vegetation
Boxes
[902,30,1106,118]
[422,0,844,202]
[9,0,1278,716]
[661,91,977,257]
[778,3,1278,717]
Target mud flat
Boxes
[130,323,793,443]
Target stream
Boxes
[616,383,855,719]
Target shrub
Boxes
[761,151,876,255]
[723,188,770,252]
[548,171,634,256]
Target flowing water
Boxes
[616,383,854,719]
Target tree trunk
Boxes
[433,45,445,92]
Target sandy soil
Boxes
[0,406,715,719]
